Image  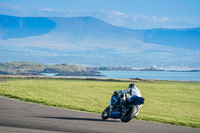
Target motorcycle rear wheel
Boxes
[101,106,110,120]
[120,105,137,122]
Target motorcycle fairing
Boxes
[129,96,145,105]
[109,111,121,119]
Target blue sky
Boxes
[0,0,200,29]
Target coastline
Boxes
[0,75,199,83]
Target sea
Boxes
[98,71,200,81]
[42,71,200,82]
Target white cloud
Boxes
[91,11,171,29]
[1,4,196,29]
[0,3,32,16]
[90,11,128,26]
[40,8,56,12]
[152,16,170,22]
[0,3,22,10]
[110,10,129,17]
[131,15,170,24]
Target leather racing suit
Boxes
[115,83,142,117]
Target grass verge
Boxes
[0,78,199,128]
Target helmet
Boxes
[128,83,135,88]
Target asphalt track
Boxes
[0,96,199,133]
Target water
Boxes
[41,73,58,76]
[42,71,200,81]
[99,71,200,81]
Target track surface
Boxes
[0,96,199,133]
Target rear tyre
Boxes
[101,106,110,120]
[120,105,137,122]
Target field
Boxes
[0,77,199,128]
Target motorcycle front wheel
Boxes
[120,105,137,122]
[101,106,110,120]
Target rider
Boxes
[113,83,143,117]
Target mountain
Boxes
[0,14,56,40]
[142,28,200,50]
[0,14,200,68]
[0,62,100,76]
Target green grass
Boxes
[0,79,199,128]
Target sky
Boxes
[0,0,200,29]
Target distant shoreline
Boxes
[0,75,199,83]
[88,66,200,72]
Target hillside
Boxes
[142,28,200,50]
[0,62,101,76]
[0,14,200,67]
[0,14,56,40]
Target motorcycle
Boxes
[101,93,144,122]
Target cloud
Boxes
[0,4,197,29]
[152,16,170,22]
[90,11,128,27]
[91,11,171,29]
[0,3,22,10]
[109,10,129,17]
[0,3,29,16]
[132,15,170,23]
[40,8,56,12]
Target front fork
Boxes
[109,105,114,113]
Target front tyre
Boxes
[101,106,110,120]
[120,105,137,122]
